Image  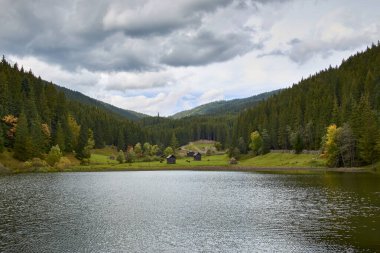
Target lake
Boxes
[0,171,379,252]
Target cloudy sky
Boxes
[1,0,379,116]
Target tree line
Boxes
[1,42,380,168]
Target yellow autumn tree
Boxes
[323,124,339,167]
[2,114,18,140]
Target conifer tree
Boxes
[0,123,4,153]
[13,112,32,161]
[261,129,271,154]
[170,133,179,153]
[76,124,89,160]
[30,119,45,158]
[355,96,378,164]
[117,129,125,151]
[55,123,65,152]
[290,129,304,154]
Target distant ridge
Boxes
[56,86,148,120]
[170,90,280,119]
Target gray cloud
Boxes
[4,0,379,116]
[161,30,257,66]
[0,0,293,72]
[1,0,261,72]
[103,0,233,37]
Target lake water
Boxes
[0,171,379,252]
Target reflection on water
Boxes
[0,171,379,252]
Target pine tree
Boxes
[238,137,247,154]
[356,96,378,164]
[170,133,179,153]
[376,133,380,160]
[67,115,80,150]
[30,119,45,158]
[261,129,271,154]
[76,124,89,160]
[13,112,32,161]
[55,123,65,152]
[290,129,304,154]
[117,129,125,151]
[0,123,4,153]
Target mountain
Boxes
[171,90,280,119]
[56,86,148,121]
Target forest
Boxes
[232,43,380,167]
[1,43,380,168]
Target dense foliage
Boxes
[233,43,380,166]
[141,115,235,149]
[0,57,146,161]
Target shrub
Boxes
[46,145,63,166]
[0,162,10,174]
[31,158,48,167]
[125,149,136,163]
[55,157,72,171]
[116,150,125,164]
[23,158,49,172]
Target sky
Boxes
[1,0,379,116]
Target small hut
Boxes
[193,152,202,161]
[187,151,195,157]
[229,157,238,165]
[166,154,176,164]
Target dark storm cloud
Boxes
[102,0,234,37]
[161,30,258,67]
[0,0,291,71]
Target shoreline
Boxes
[1,165,374,175]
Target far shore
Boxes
[1,151,378,175]
[1,164,374,175]
[64,165,375,174]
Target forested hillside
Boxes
[57,86,147,120]
[233,43,380,166]
[141,115,235,149]
[171,90,279,119]
[0,57,146,161]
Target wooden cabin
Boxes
[166,154,176,164]
[193,152,202,161]
[230,157,237,164]
[187,151,195,157]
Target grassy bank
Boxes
[239,153,326,168]
[1,149,376,174]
